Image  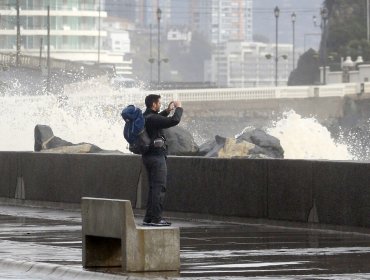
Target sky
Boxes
[254,0,324,52]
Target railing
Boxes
[0,52,106,76]
[151,83,366,103]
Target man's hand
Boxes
[173,101,182,108]
[166,101,175,113]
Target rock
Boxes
[198,139,216,156]
[217,138,255,158]
[163,126,199,156]
[204,135,227,157]
[203,135,229,157]
[201,128,284,159]
[40,144,99,154]
[237,128,284,158]
[34,125,72,151]
[34,124,116,154]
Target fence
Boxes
[0,52,106,76]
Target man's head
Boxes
[145,94,161,112]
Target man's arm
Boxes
[148,107,183,129]
[159,101,174,117]
[159,110,170,117]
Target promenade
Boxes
[0,202,370,279]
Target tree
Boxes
[324,0,368,61]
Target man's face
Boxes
[152,99,161,112]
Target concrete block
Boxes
[267,160,313,222]
[20,153,141,205]
[0,152,18,198]
[158,157,268,218]
[82,197,180,272]
[313,161,370,227]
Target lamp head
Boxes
[157,7,162,21]
[321,7,328,20]
[313,15,317,26]
[291,12,296,23]
[274,6,280,18]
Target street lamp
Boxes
[321,7,329,85]
[367,0,369,41]
[274,6,280,87]
[265,54,288,86]
[157,7,162,85]
[291,12,296,70]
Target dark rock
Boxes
[163,126,199,156]
[237,129,284,159]
[34,125,72,152]
[198,139,216,156]
[34,125,110,154]
[204,135,227,157]
[202,129,284,159]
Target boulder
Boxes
[237,128,284,158]
[34,125,73,152]
[163,126,199,156]
[34,125,118,154]
[217,138,255,158]
[201,128,284,159]
[203,135,226,157]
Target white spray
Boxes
[267,110,354,160]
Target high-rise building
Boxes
[0,0,132,75]
[205,41,293,87]
[107,0,171,27]
[190,0,253,44]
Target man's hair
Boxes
[145,94,161,108]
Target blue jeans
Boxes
[142,154,167,222]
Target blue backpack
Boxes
[121,105,151,154]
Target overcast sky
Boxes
[254,0,324,52]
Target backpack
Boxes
[121,105,151,154]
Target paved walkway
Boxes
[0,203,370,279]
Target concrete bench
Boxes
[81,197,180,272]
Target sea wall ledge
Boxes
[0,152,369,228]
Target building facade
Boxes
[190,0,253,44]
[205,42,293,88]
[0,0,132,75]
[105,0,171,27]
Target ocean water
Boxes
[0,78,368,161]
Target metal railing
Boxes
[150,83,365,103]
[0,52,107,76]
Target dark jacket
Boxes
[143,107,183,155]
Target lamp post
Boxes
[274,6,280,87]
[321,7,328,85]
[149,24,153,83]
[98,0,101,65]
[266,54,288,86]
[291,12,296,70]
[367,0,369,41]
[157,7,162,86]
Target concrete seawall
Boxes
[0,152,369,228]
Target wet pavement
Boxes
[0,204,370,279]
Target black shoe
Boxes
[143,217,152,226]
[150,219,171,227]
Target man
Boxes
[142,94,183,226]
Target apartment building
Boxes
[189,0,253,44]
[0,0,132,75]
[205,41,293,87]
